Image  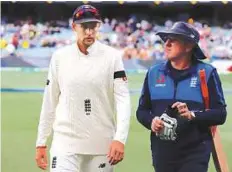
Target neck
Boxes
[170,54,192,70]
[77,40,89,55]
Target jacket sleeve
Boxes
[113,51,131,145]
[136,71,154,130]
[36,52,60,147]
[194,68,227,126]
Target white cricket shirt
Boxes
[36,40,131,155]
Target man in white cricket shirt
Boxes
[35,4,131,172]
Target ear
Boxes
[72,23,77,31]
[97,22,101,28]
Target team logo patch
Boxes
[52,157,57,169]
[84,99,91,115]
[190,76,198,87]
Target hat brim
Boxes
[73,18,101,24]
[156,31,206,60]
[156,31,195,43]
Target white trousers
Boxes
[50,153,114,172]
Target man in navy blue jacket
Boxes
[136,22,227,172]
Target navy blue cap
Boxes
[73,5,101,24]
[156,22,206,59]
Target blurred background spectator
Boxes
[1,1,232,69]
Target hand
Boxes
[172,102,193,120]
[35,146,48,170]
[107,140,124,165]
[151,117,164,133]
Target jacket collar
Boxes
[159,60,199,78]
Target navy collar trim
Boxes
[158,60,199,75]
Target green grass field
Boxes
[1,71,232,172]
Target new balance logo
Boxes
[190,76,198,88]
[98,163,106,168]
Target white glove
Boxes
[156,113,177,141]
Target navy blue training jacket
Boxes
[136,60,227,166]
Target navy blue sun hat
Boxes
[73,5,101,24]
[156,22,206,59]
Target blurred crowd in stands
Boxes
[1,17,232,63]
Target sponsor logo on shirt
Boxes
[155,83,166,87]
[155,74,166,87]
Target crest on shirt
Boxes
[84,99,91,115]
[190,76,198,88]
[52,157,57,169]
[155,74,166,87]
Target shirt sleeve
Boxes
[113,51,131,145]
[193,69,227,126]
[36,52,60,147]
[136,71,154,130]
